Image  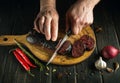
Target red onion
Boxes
[102,45,120,59]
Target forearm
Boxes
[90,0,100,8]
[77,0,100,9]
[40,0,56,10]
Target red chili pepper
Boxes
[13,51,34,76]
[15,48,36,68]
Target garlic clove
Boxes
[95,57,107,70]
[114,62,119,72]
[106,67,114,73]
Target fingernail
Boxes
[52,38,57,41]
[45,35,51,41]
[46,38,50,41]
[74,29,78,35]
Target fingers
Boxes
[34,17,40,33]
[51,17,59,41]
[82,11,94,26]
[34,16,45,34]
[71,22,79,35]
[71,21,84,35]
[34,13,59,41]
[39,16,45,34]
[78,24,83,33]
[71,12,93,35]
[44,16,52,40]
[89,11,93,24]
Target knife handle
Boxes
[66,29,72,36]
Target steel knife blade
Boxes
[46,30,71,65]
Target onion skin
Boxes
[102,45,120,59]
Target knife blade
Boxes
[46,30,71,65]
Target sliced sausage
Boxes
[72,40,85,57]
[80,35,95,51]
[58,40,72,55]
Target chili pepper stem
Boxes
[14,39,45,71]
[27,70,35,77]
[9,48,16,54]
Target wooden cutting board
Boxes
[0,26,96,65]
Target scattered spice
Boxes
[95,27,102,33]
[46,66,49,71]
[113,62,119,72]
[56,72,63,79]
[94,25,103,33]
[64,71,72,76]
[52,68,57,72]
[106,67,114,73]
[90,73,94,76]
[45,72,49,76]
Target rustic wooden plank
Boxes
[101,8,120,83]
[46,66,53,83]
[110,11,120,44]
[1,46,19,83]
[93,3,120,83]
[66,66,77,83]
[76,48,102,83]
[0,47,11,83]
[52,66,75,83]
[12,64,27,83]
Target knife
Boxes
[46,30,71,65]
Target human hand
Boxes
[34,6,59,41]
[66,0,96,34]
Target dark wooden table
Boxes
[0,0,120,83]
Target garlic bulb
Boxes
[95,57,107,70]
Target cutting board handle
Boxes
[0,34,28,46]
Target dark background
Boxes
[0,0,119,33]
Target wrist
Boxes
[40,0,56,10]
[77,0,100,9]
[89,0,100,9]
